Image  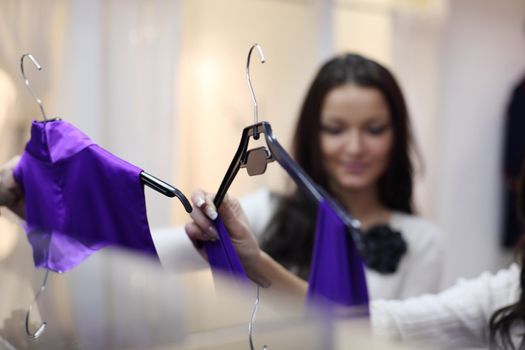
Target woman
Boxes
[231,53,443,299]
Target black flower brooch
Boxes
[362,225,407,274]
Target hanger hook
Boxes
[20,53,48,121]
[25,269,49,339]
[246,44,266,126]
[248,284,268,350]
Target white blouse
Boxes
[371,263,521,349]
[239,188,445,301]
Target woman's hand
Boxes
[0,156,25,219]
[184,189,308,295]
[184,189,263,274]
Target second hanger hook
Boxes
[20,53,48,121]
[246,44,266,126]
[248,284,268,350]
[25,269,50,339]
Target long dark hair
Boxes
[260,53,415,278]
[489,164,525,349]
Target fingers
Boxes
[187,190,220,241]
[184,221,206,241]
[217,195,251,240]
[186,213,219,242]
[191,190,218,220]
[217,193,239,217]
[183,222,207,260]
[187,189,250,242]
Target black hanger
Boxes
[213,121,362,251]
[213,45,362,252]
[20,53,192,213]
[214,121,322,207]
[140,171,192,212]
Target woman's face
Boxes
[319,84,393,193]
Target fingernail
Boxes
[207,226,220,240]
[195,197,205,207]
[205,207,218,220]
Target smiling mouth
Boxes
[342,162,366,173]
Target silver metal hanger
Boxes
[246,44,266,140]
[25,269,49,338]
[20,53,50,339]
[20,53,48,121]
[246,43,265,126]
[249,284,268,350]
[245,43,269,350]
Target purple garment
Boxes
[307,200,369,309]
[205,216,249,285]
[13,120,157,273]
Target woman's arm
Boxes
[371,264,520,348]
[0,156,25,219]
[246,251,308,296]
[184,189,307,297]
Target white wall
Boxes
[59,0,181,228]
[437,0,525,287]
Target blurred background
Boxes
[0,0,524,290]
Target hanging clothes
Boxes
[206,216,249,286]
[307,199,369,309]
[13,119,158,273]
[206,199,369,309]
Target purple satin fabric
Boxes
[206,199,368,309]
[307,200,369,308]
[205,216,249,285]
[13,120,157,272]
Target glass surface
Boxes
[0,233,329,350]
[1,226,425,349]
